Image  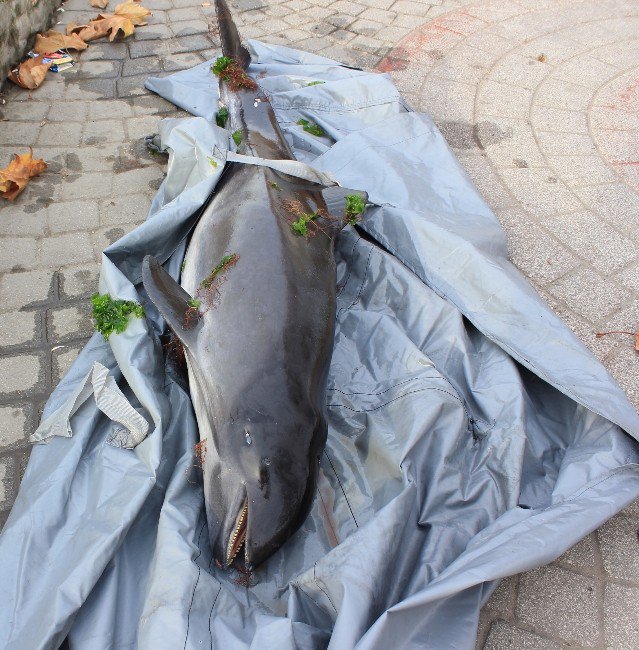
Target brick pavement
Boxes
[0,0,638,647]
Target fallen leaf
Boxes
[7,56,52,90]
[114,1,152,25]
[69,15,135,41]
[67,2,150,42]
[33,29,88,53]
[0,149,47,200]
[91,0,109,7]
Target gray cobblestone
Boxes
[0,354,44,396]
[40,232,95,268]
[59,265,100,299]
[484,621,561,649]
[47,201,100,233]
[0,406,30,447]
[598,513,639,584]
[0,312,39,348]
[0,1,638,647]
[0,270,54,311]
[516,565,600,645]
[604,583,639,649]
[49,305,94,342]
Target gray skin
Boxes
[143,19,337,570]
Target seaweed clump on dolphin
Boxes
[142,0,343,572]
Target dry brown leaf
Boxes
[70,15,135,41]
[114,1,152,25]
[0,149,47,201]
[7,56,52,90]
[34,29,89,54]
[91,0,109,7]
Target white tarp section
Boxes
[1,41,638,650]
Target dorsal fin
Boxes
[142,255,200,347]
[215,0,251,70]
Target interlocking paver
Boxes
[1,0,639,647]
[0,406,29,447]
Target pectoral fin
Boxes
[142,255,200,347]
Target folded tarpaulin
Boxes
[1,41,638,650]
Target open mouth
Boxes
[226,498,248,565]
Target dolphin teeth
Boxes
[226,499,248,565]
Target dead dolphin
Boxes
[142,0,338,570]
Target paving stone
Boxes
[117,75,155,98]
[78,42,129,61]
[36,122,83,148]
[100,193,152,226]
[0,211,46,237]
[548,267,626,324]
[540,210,637,274]
[0,311,39,348]
[0,102,49,122]
[125,116,164,140]
[81,119,128,146]
[0,270,55,312]
[0,238,38,274]
[92,223,140,256]
[89,100,136,121]
[59,264,100,299]
[554,533,599,575]
[484,621,561,649]
[497,207,580,284]
[168,6,202,21]
[135,23,175,41]
[112,166,165,196]
[49,305,94,342]
[173,34,217,54]
[52,344,84,385]
[0,457,15,508]
[65,60,122,80]
[0,406,30,448]
[47,201,100,233]
[604,583,639,649]
[598,512,639,584]
[122,56,163,78]
[0,122,41,147]
[40,232,95,268]
[484,576,518,618]
[516,565,600,646]
[53,171,113,202]
[0,354,44,396]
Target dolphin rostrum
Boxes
[142,0,342,571]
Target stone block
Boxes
[0,237,38,274]
[0,354,44,396]
[0,311,40,348]
[47,200,100,233]
[59,264,100,299]
[516,565,600,646]
[49,304,94,342]
[484,620,562,649]
[0,406,30,448]
[0,269,54,312]
[598,513,639,583]
[40,232,95,268]
[604,583,639,649]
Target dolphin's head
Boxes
[199,382,327,570]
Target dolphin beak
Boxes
[226,498,248,566]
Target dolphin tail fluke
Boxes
[142,255,200,346]
[215,0,251,70]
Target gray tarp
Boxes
[1,41,639,649]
